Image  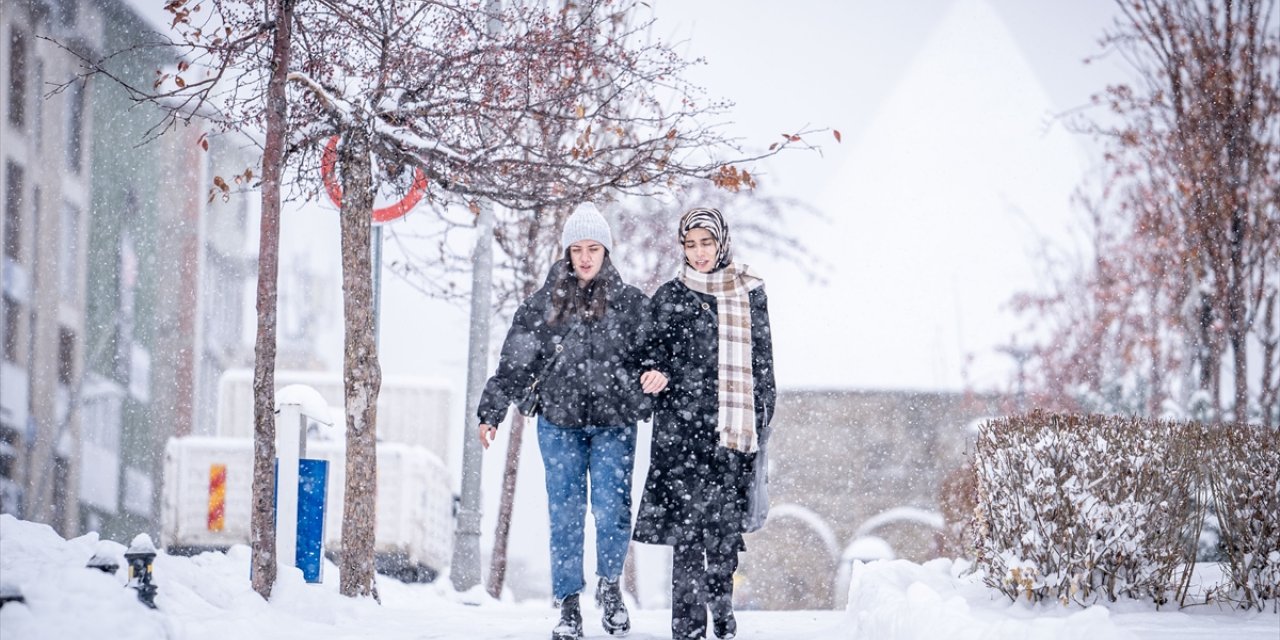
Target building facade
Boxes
[1,0,103,536]
[1,0,259,540]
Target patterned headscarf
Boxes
[677,206,765,453]
[678,207,732,271]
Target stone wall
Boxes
[735,389,1004,610]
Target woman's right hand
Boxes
[479,423,497,449]
[640,370,668,394]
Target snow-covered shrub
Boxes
[938,464,978,558]
[972,412,1200,605]
[1203,422,1280,611]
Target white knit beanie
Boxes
[560,202,613,254]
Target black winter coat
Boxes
[632,278,776,549]
[477,262,653,429]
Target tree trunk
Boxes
[250,0,293,600]
[1228,210,1250,420]
[1260,294,1278,426]
[487,272,538,597]
[487,412,524,598]
[337,125,382,598]
[1148,287,1164,417]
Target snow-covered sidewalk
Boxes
[0,515,1275,639]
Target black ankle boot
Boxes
[552,593,583,640]
[711,608,736,639]
[595,577,631,636]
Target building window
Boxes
[0,423,20,517]
[33,60,44,150]
[7,28,26,129]
[2,296,18,363]
[3,161,22,261]
[79,376,123,514]
[0,423,18,479]
[115,226,137,380]
[65,82,85,173]
[54,0,78,28]
[58,327,75,385]
[52,454,69,532]
[59,201,80,296]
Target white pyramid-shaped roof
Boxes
[770,0,1091,391]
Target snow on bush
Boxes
[973,413,1199,606]
[1203,422,1280,610]
[972,412,1280,611]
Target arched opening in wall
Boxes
[851,506,946,563]
[867,519,946,563]
[737,517,838,610]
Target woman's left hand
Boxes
[640,370,668,395]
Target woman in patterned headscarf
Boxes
[633,207,777,640]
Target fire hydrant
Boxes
[124,534,158,609]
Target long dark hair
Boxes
[548,249,617,326]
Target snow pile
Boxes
[0,513,462,640]
[0,515,167,639]
[843,559,1130,640]
[841,558,1277,640]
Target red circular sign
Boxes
[321,135,428,224]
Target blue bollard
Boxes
[273,459,329,583]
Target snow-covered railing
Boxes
[853,506,944,539]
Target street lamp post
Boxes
[450,202,494,591]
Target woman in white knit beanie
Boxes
[476,201,667,640]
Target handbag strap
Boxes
[533,337,564,382]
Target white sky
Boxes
[642,0,1129,391]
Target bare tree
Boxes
[1015,0,1280,424]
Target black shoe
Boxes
[712,610,736,639]
[595,577,631,636]
[716,611,737,637]
[552,593,583,640]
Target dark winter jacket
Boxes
[632,278,776,548]
[476,261,654,429]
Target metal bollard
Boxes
[125,534,158,609]
[274,385,334,584]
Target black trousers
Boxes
[671,537,739,639]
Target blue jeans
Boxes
[536,416,637,600]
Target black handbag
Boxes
[743,435,770,532]
[516,342,563,418]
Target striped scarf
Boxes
[681,262,765,453]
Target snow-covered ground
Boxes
[0,515,1275,639]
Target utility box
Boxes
[161,370,454,582]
